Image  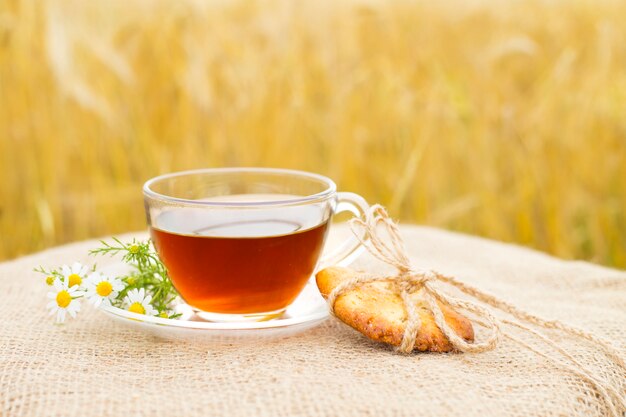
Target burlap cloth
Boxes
[1,225,624,417]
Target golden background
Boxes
[1,0,625,267]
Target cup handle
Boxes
[317,192,369,270]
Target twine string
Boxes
[326,204,625,417]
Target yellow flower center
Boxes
[68,273,82,287]
[159,312,168,318]
[96,281,113,297]
[128,302,145,315]
[56,290,72,308]
[129,245,140,254]
[46,276,55,286]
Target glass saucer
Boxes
[98,277,329,343]
[96,226,357,342]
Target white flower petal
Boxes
[86,271,99,283]
[56,309,66,323]
[53,280,66,291]
[129,288,143,304]
[71,262,83,274]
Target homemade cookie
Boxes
[316,266,474,352]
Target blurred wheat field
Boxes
[0,0,625,267]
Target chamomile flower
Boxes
[61,262,89,289]
[46,279,84,323]
[124,288,157,316]
[84,272,124,307]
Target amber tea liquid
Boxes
[150,205,329,314]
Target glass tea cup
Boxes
[143,168,368,322]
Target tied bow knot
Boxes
[394,270,434,293]
[328,204,500,354]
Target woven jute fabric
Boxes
[0,226,624,417]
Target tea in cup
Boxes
[144,168,368,321]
